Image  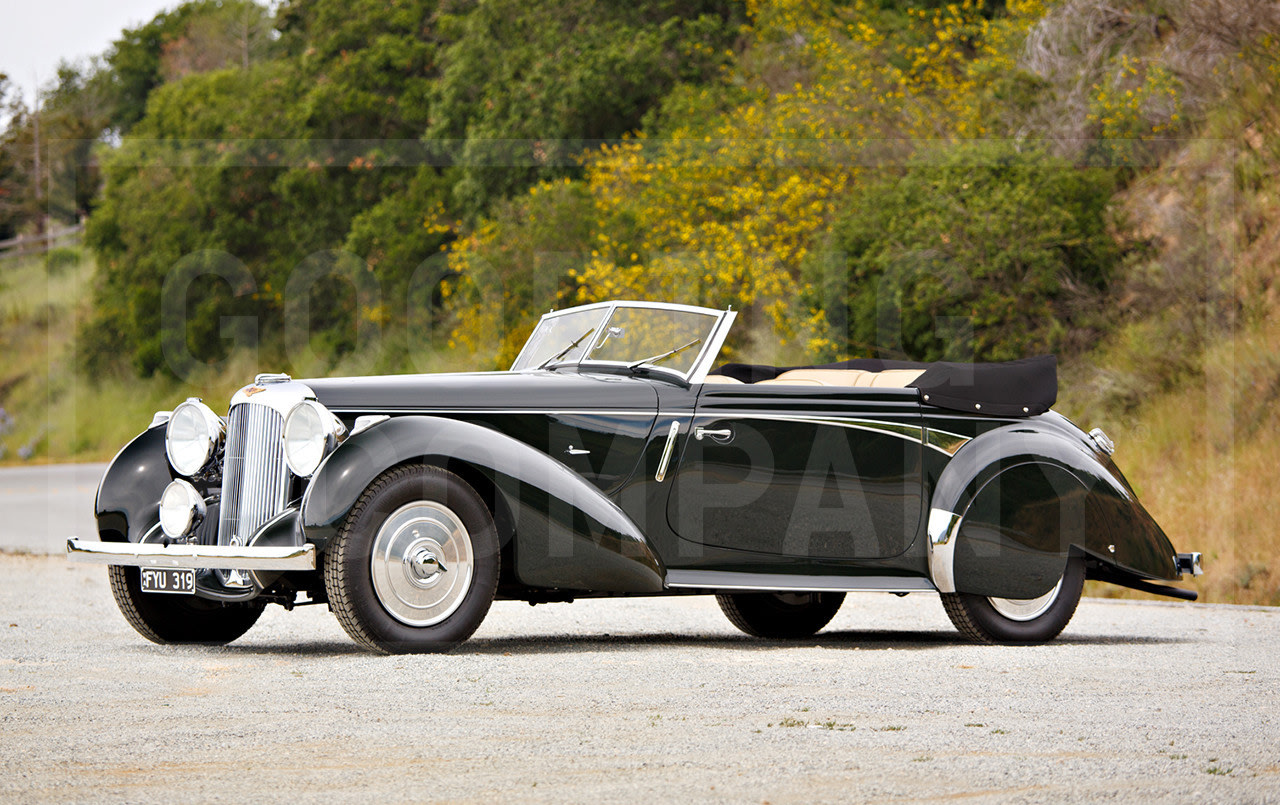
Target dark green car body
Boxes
[77,301,1199,650]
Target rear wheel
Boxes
[325,464,500,654]
[108,566,264,645]
[940,556,1085,644]
[716,591,845,639]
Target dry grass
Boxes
[0,250,478,465]
[1067,311,1280,607]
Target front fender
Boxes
[301,416,665,593]
[95,424,174,542]
[927,418,1179,597]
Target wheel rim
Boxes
[988,577,1063,622]
[773,592,815,608]
[370,501,474,627]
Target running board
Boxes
[665,570,936,593]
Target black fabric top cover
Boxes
[711,355,1057,417]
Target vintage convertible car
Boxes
[68,301,1202,652]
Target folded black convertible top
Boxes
[711,355,1057,417]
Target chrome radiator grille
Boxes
[217,402,289,549]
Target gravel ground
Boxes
[2,553,1277,804]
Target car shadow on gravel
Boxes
[210,630,1190,657]
[448,629,1192,655]
[218,640,374,657]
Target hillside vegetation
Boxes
[1,0,1278,603]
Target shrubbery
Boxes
[79,0,743,378]
[803,141,1117,362]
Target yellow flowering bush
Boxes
[446,0,1052,363]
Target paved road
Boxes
[3,553,1278,803]
[0,463,106,554]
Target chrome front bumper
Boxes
[65,538,316,571]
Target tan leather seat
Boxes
[867,369,925,387]
[760,368,924,388]
[703,375,744,384]
[755,377,823,385]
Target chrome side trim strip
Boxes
[926,507,963,593]
[326,408,660,417]
[654,420,681,482]
[665,569,936,593]
[694,413,932,451]
[924,427,971,456]
[66,538,316,571]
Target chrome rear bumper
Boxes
[65,538,315,571]
[1176,552,1203,577]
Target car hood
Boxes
[302,370,658,412]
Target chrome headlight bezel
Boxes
[282,400,346,477]
[165,399,225,477]
[158,478,207,538]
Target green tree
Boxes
[98,0,273,134]
[808,140,1118,362]
[0,74,30,239]
[427,0,743,215]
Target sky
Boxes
[1,0,178,108]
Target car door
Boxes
[666,383,924,561]
[477,374,659,496]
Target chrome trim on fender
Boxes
[1088,427,1115,455]
[926,508,963,594]
[655,420,681,482]
[925,427,971,456]
[66,537,316,571]
[351,414,390,436]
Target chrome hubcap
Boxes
[988,577,1063,622]
[370,501,474,627]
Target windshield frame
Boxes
[510,301,736,384]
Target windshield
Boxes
[586,306,715,374]
[510,302,732,380]
[512,307,610,370]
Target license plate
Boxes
[140,567,195,595]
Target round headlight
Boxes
[165,399,224,476]
[159,479,206,538]
[283,400,344,477]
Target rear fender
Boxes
[928,421,1179,598]
[301,415,665,593]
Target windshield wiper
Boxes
[538,327,598,370]
[628,338,702,372]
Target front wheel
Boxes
[716,591,845,639]
[940,556,1085,644]
[324,464,500,654]
[108,566,264,645]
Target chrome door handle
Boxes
[564,445,590,456]
[654,421,681,482]
[694,427,732,442]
